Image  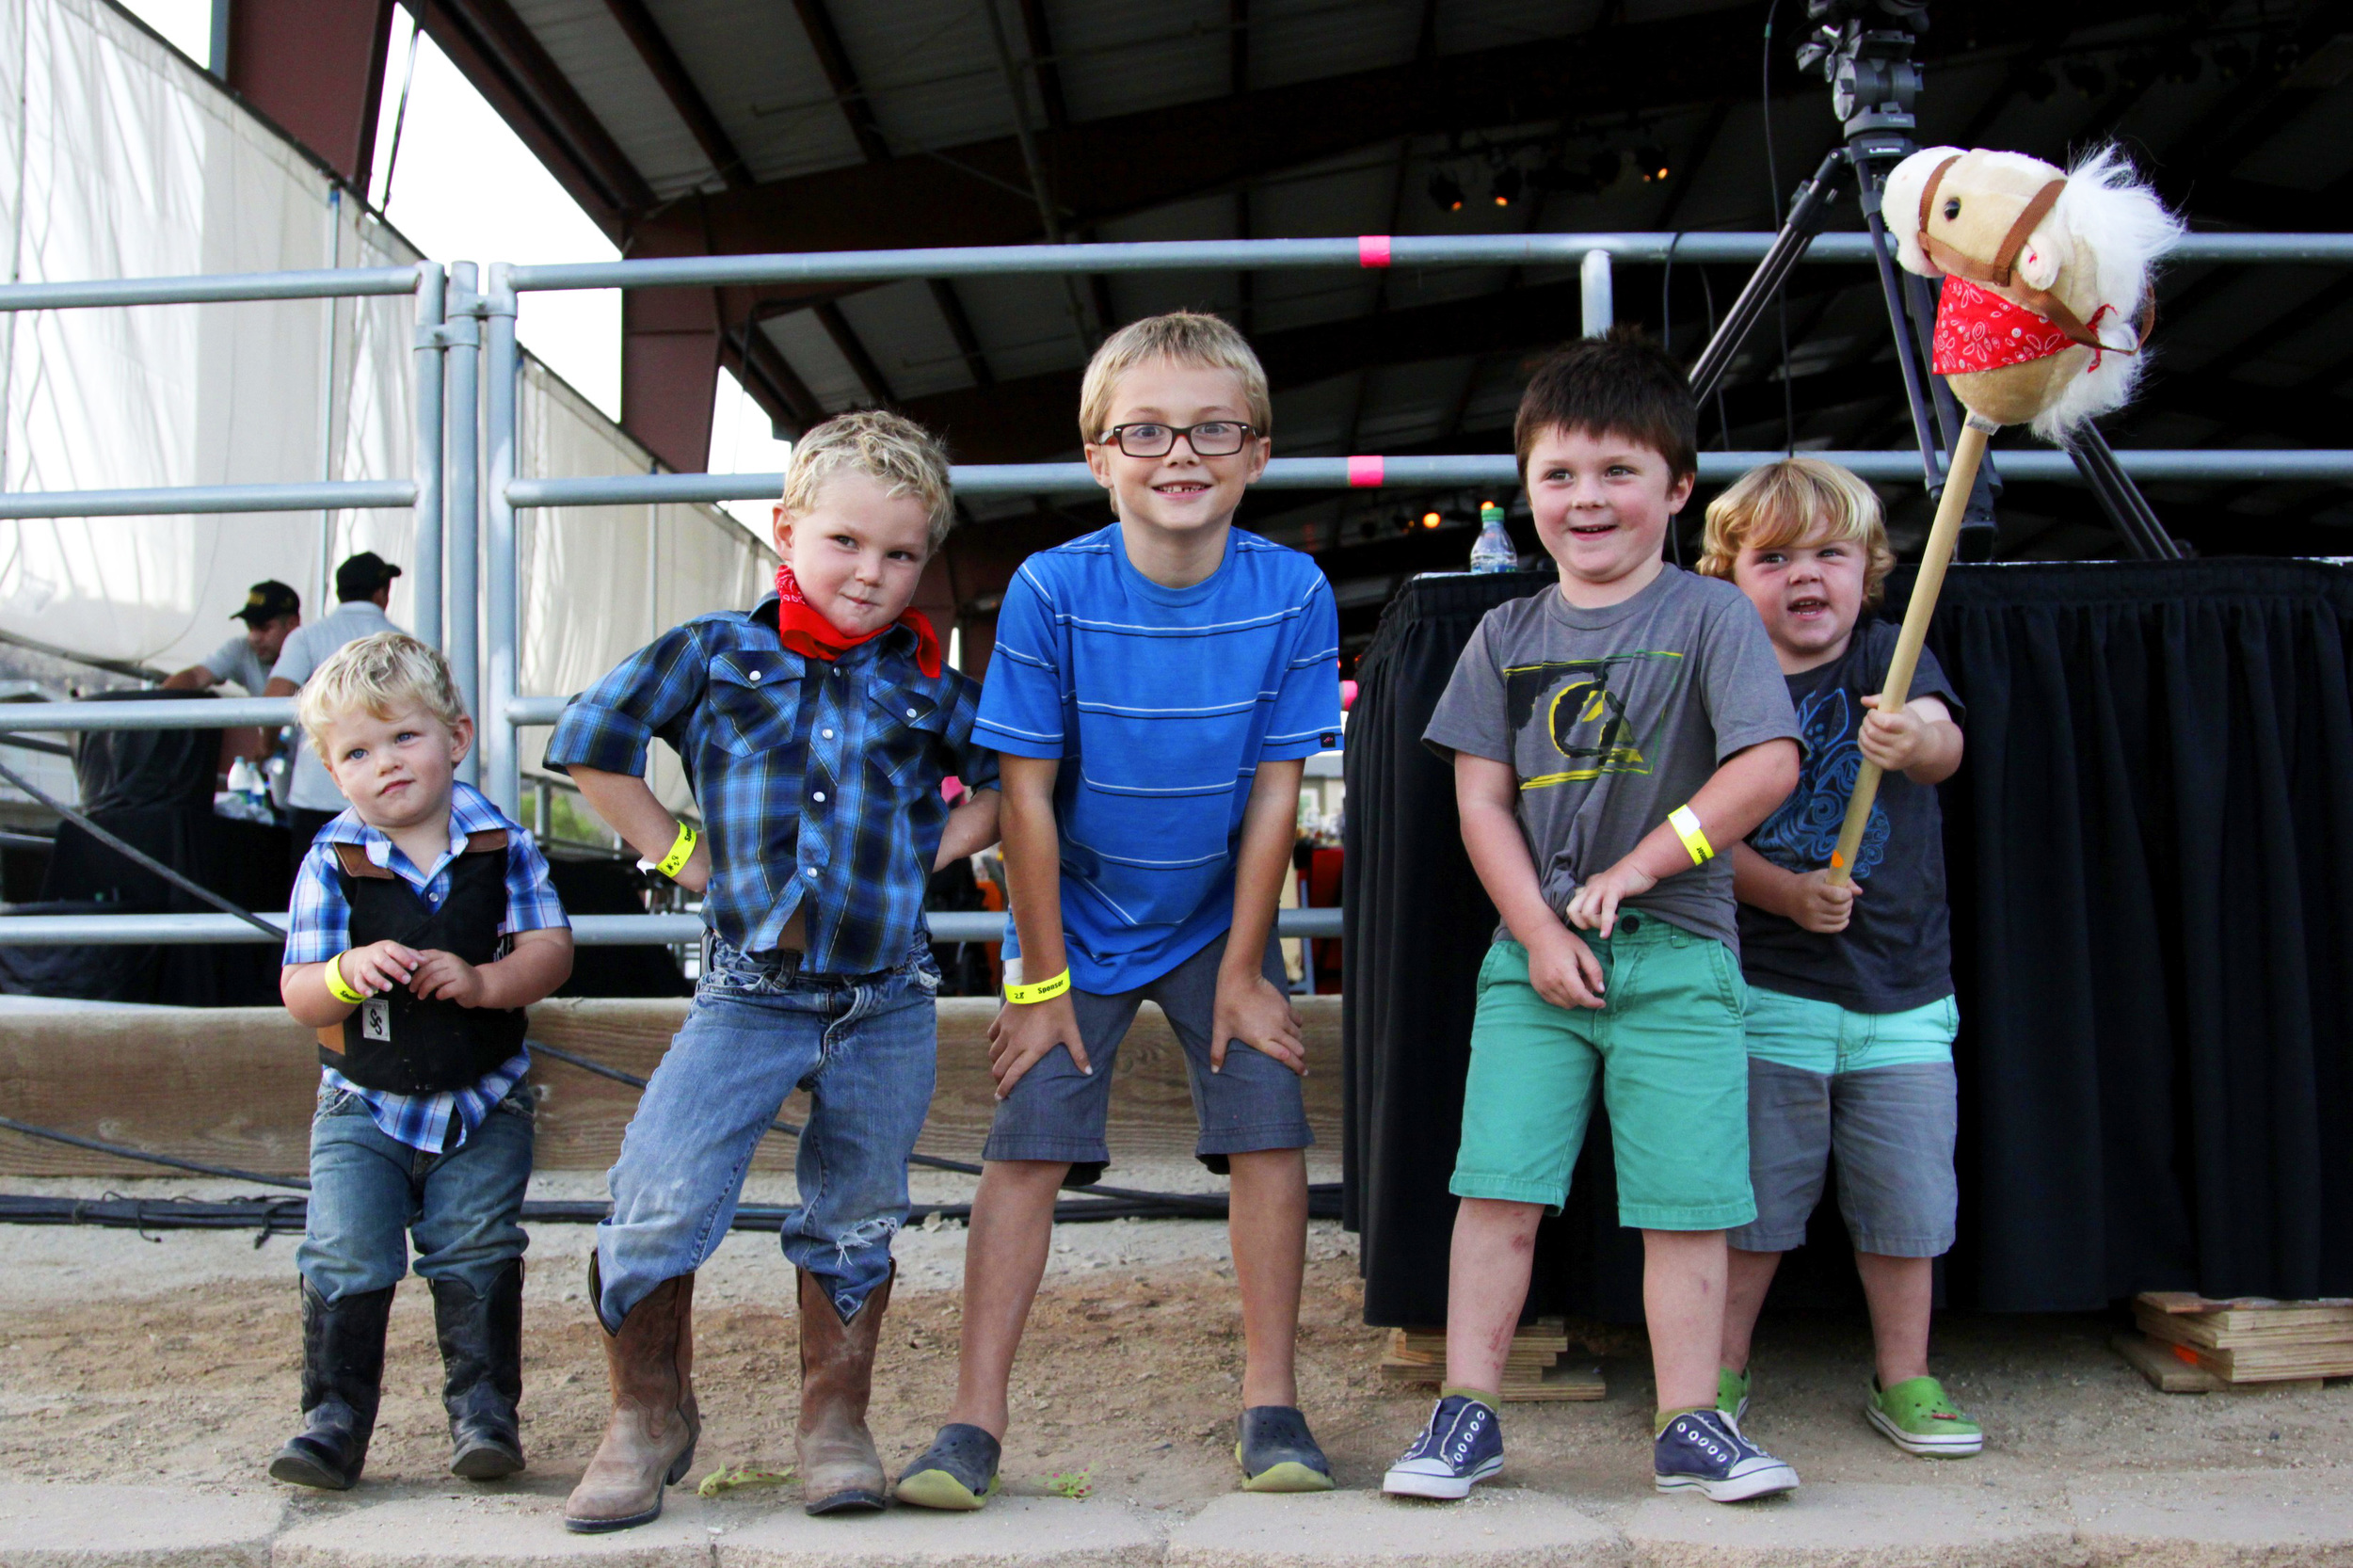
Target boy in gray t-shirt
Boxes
[1382,330,1803,1508]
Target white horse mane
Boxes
[2033,143,2185,442]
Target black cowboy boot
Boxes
[268,1279,394,1490]
[432,1260,526,1480]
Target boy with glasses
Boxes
[898,312,1344,1508]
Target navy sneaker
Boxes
[1382,1394,1502,1500]
[1654,1408,1798,1502]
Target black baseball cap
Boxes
[335,552,404,601]
[232,580,301,624]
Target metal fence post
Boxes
[409,261,446,650]
[481,263,520,818]
[1581,249,1613,337]
[444,262,481,785]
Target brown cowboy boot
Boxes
[563,1261,700,1533]
[796,1264,893,1514]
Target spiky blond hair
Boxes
[1698,456,1897,609]
[781,408,956,552]
[297,631,468,754]
[1078,312,1273,449]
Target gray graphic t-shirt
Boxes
[1423,567,1801,953]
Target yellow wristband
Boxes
[655,821,697,879]
[1004,968,1071,1005]
[1668,805,1714,866]
[324,952,368,1006]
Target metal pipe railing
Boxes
[503,232,2353,293]
[0,906,1344,946]
[0,265,422,312]
[481,264,522,818]
[445,263,483,783]
[0,479,415,520]
[509,448,2353,510]
[410,263,447,649]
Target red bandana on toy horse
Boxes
[773,565,942,678]
[1932,275,2118,377]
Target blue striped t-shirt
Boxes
[974,524,1343,993]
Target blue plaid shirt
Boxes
[283,782,569,1153]
[544,595,998,973]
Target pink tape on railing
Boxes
[1358,234,1393,268]
[1347,456,1385,488]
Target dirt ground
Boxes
[0,1172,2348,1516]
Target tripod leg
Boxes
[1689,146,1848,405]
[2068,424,2178,561]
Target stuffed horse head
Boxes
[1882,144,2183,440]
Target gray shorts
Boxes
[982,930,1312,1185]
[1726,1057,1958,1257]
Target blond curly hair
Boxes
[781,408,956,552]
[297,632,468,755]
[1698,456,1896,609]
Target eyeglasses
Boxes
[1098,421,1257,458]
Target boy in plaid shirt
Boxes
[273,632,574,1493]
[547,411,1000,1529]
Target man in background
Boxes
[268,552,407,872]
[164,580,302,781]
[166,579,301,696]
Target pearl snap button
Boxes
[748,669,761,681]
[905,708,918,719]
[822,728,834,739]
[812,791,826,803]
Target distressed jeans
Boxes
[594,936,938,1330]
[297,1083,535,1303]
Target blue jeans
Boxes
[594,936,939,1330]
[297,1083,535,1304]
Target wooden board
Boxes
[1379,1321,1607,1402]
[2173,1339,2353,1382]
[2138,1291,2353,1320]
[0,995,1343,1177]
[2135,1303,2353,1352]
[2114,1333,2221,1393]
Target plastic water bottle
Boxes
[1469,501,1517,572]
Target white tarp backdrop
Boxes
[0,0,767,811]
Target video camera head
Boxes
[1796,0,1929,136]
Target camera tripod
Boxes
[1686,0,2180,561]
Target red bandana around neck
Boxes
[774,565,942,679]
[1932,274,2105,376]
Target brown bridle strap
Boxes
[1916,158,2143,357]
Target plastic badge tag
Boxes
[362,998,392,1042]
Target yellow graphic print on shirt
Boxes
[1503,650,1686,790]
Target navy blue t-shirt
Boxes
[973,524,1342,993]
[1737,618,1964,1014]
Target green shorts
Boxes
[1451,917,1755,1229]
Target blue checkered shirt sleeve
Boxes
[544,620,710,778]
[282,838,351,966]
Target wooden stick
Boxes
[1827,413,1996,888]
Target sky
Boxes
[120,0,790,531]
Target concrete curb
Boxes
[3,1480,2352,1567]
[1167,1489,1625,1567]
[0,1481,283,1566]
[1624,1481,2081,1568]
[2070,1469,2353,1567]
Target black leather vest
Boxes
[317,831,529,1094]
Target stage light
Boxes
[1428,172,1465,212]
[1420,511,1443,530]
[1492,167,1523,206]
[1638,144,1670,183]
